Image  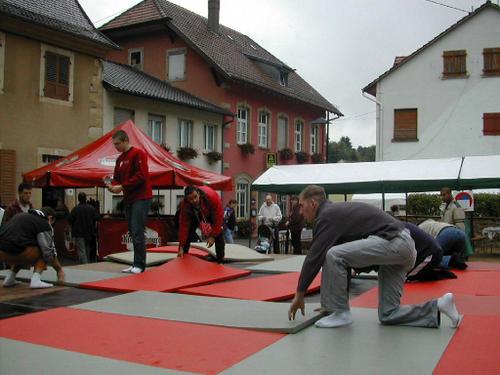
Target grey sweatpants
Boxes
[321,229,440,328]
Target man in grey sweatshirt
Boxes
[288,185,462,329]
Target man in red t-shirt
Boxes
[178,185,225,263]
[106,130,152,274]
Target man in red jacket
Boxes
[178,185,225,263]
[106,130,152,274]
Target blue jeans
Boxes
[124,199,151,270]
[223,228,234,244]
[436,227,466,257]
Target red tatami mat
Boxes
[433,315,500,374]
[0,308,284,374]
[179,272,321,301]
[351,289,500,315]
[79,254,250,293]
[147,245,207,257]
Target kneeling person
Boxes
[0,207,65,288]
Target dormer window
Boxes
[128,48,143,70]
[280,71,288,86]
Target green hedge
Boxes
[407,193,500,217]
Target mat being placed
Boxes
[170,242,273,262]
[245,255,306,273]
[147,245,208,258]
[0,268,120,287]
[220,307,456,375]
[0,338,190,375]
[104,251,177,265]
[79,254,251,293]
[351,289,500,315]
[0,308,284,374]
[433,314,500,374]
[72,291,323,333]
[179,272,321,301]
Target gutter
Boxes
[362,91,383,161]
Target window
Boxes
[295,120,304,152]
[128,48,143,70]
[148,114,165,144]
[443,50,466,77]
[237,107,249,144]
[277,116,288,149]
[178,119,193,147]
[483,48,500,76]
[167,49,186,80]
[394,109,418,141]
[42,49,73,101]
[42,154,63,164]
[113,108,135,127]
[236,179,250,218]
[204,124,217,151]
[258,111,269,148]
[279,71,288,86]
[0,32,5,93]
[311,125,319,154]
[483,113,500,136]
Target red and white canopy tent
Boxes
[23,120,232,191]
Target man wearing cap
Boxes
[0,207,65,288]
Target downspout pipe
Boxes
[362,91,382,161]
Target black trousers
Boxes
[290,229,302,255]
[183,220,225,263]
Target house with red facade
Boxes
[100,0,342,219]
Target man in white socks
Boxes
[0,207,65,288]
[288,185,462,329]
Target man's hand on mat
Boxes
[177,247,184,258]
[206,236,215,247]
[56,269,66,285]
[288,292,305,320]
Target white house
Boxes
[363,1,500,161]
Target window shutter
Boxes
[44,51,70,100]
[443,50,466,76]
[394,109,417,140]
[483,48,500,75]
[44,52,57,98]
[483,113,500,135]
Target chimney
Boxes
[208,0,220,34]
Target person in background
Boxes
[286,196,304,255]
[0,207,65,288]
[106,130,152,274]
[68,192,100,264]
[178,186,225,263]
[258,194,282,253]
[439,188,465,230]
[288,185,462,330]
[2,182,33,224]
[390,204,400,217]
[223,199,237,244]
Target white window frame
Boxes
[167,48,187,81]
[204,124,217,152]
[311,125,319,154]
[178,119,193,147]
[236,179,250,218]
[128,48,144,70]
[258,111,269,148]
[0,32,5,94]
[295,120,304,152]
[39,44,74,105]
[148,114,165,145]
[237,107,249,144]
[277,115,288,149]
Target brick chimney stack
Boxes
[208,0,220,34]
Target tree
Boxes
[328,137,375,163]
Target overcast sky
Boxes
[79,0,490,147]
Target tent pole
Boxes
[344,194,347,202]
[382,192,386,211]
[405,192,408,221]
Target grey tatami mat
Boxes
[0,268,120,287]
[221,307,456,375]
[104,251,176,265]
[168,242,273,262]
[245,255,306,273]
[71,291,323,333]
[0,338,192,375]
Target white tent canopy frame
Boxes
[252,155,500,195]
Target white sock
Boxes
[437,293,463,328]
[3,270,20,287]
[315,310,353,328]
[30,272,53,289]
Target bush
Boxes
[407,194,441,216]
[237,143,255,155]
[236,219,253,238]
[475,193,500,217]
[204,151,222,164]
[279,147,294,161]
[177,147,198,160]
[295,151,309,164]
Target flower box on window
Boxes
[278,147,294,161]
[295,151,309,164]
[177,146,198,160]
[238,143,255,155]
[204,151,222,164]
[311,153,324,163]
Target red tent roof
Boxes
[23,121,233,190]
